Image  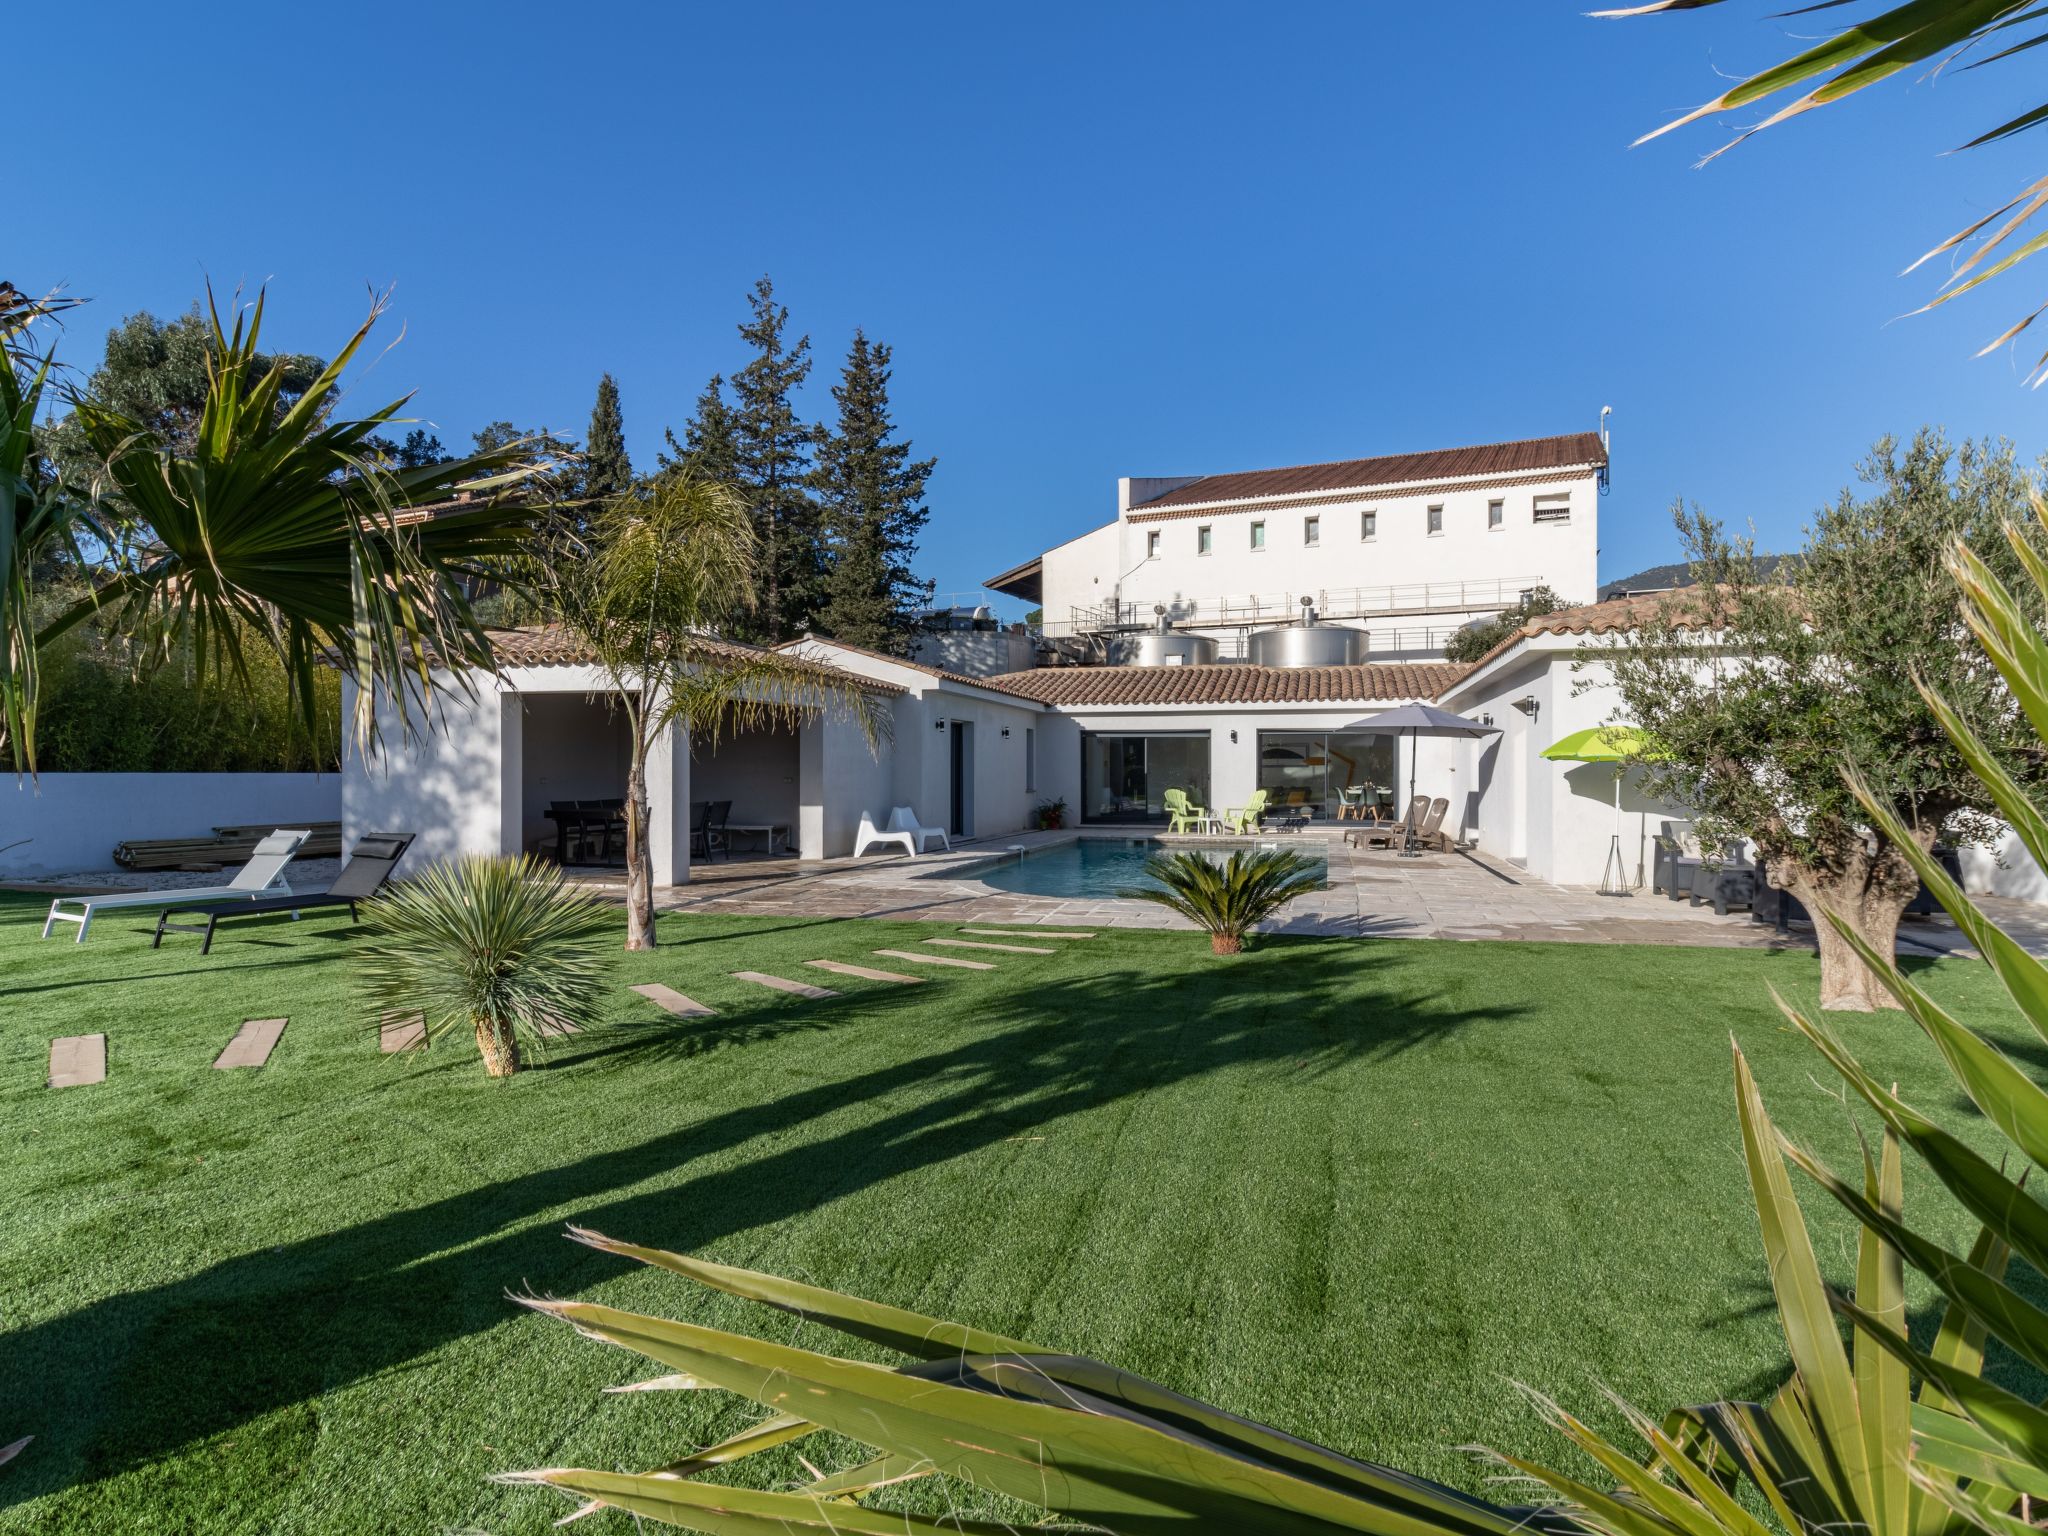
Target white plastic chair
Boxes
[887,805,951,853]
[853,812,917,859]
[42,828,311,943]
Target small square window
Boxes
[1487,499,1504,529]
[1533,493,1571,524]
[1427,504,1444,535]
[1250,520,1266,550]
[1361,510,1377,540]
[1146,530,1161,559]
[1197,525,1213,555]
[1303,515,1320,547]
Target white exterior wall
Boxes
[1039,521,1122,632]
[1439,640,1690,888]
[342,677,511,877]
[783,641,1048,842]
[0,772,342,877]
[1959,830,2048,902]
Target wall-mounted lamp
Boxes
[1510,696,1539,717]
[934,717,948,731]
[1001,726,1011,738]
[1229,729,1239,744]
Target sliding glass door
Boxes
[1257,731,1398,820]
[1080,732,1211,824]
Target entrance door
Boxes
[949,721,974,836]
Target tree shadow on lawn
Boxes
[2,939,1520,1513]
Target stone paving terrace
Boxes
[573,827,2045,960]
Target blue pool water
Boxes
[953,837,1328,900]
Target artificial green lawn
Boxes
[0,889,2035,1534]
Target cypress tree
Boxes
[659,373,738,485]
[813,330,935,654]
[584,373,632,503]
[726,277,819,641]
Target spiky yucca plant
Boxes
[359,854,611,1078]
[1122,846,1323,954]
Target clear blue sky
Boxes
[35,2,2048,608]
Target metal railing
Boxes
[1067,576,1539,636]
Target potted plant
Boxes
[1034,798,1067,831]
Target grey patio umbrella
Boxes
[1350,703,1501,856]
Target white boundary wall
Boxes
[0,773,341,877]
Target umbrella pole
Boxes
[1401,728,1421,859]
[1598,766,1630,898]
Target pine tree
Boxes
[584,373,632,503]
[726,277,819,641]
[659,373,738,485]
[812,331,935,654]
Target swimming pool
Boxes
[951,837,1328,900]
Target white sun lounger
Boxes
[886,805,950,853]
[41,829,311,943]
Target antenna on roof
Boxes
[1598,406,1612,497]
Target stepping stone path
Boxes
[732,971,839,1000]
[631,983,717,1018]
[48,1034,106,1089]
[874,948,994,971]
[806,960,922,984]
[214,1017,287,1070]
[960,928,1096,940]
[380,1011,426,1053]
[927,937,1056,955]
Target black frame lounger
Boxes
[152,833,416,954]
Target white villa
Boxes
[333,423,2045,902]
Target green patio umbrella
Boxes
[1540,727,1669,896]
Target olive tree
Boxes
[1607,429,2048,1010]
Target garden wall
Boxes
[0,773,342,878]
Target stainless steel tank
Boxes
[1246,621,1367,668]
[1134,630,1220,666]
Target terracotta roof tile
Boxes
[1134,432,1608,512]
[1454,589,1701,676]
[982,661,1469,708]
[486,626,906,694]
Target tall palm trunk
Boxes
[475,1014,522,1078]
[624,743,656,952]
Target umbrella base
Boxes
[1597,833,1633,898]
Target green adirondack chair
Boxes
[1229,789,1270,833]
[1163,787,1207,833]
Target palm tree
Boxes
[560,471,888,950]
[358,854,612,1078]
[1605,2,2048,378]
[1122,847,1323,955]
[3,285,547,774]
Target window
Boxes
[1025,727,1036,792]
[1487,499,1504,530]
[1361,509,1377,540]
[1258,731,1398,820]
[1250,520,1266,550]
[1533,493,1571,524]
[1197,524,1213,555]
[1427,504,1444,535]
[1081,732,1211,823]
[1146,529,1161,559]
[1303,515,1320,546]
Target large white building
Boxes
[984,429,1610,661]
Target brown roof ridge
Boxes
[981,659,1471,708]
[1134,430,1608,510]
[1449,588,1710,679]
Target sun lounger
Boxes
[41,829,310,943]
[887,805,950,853]
[150,833,416,954]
